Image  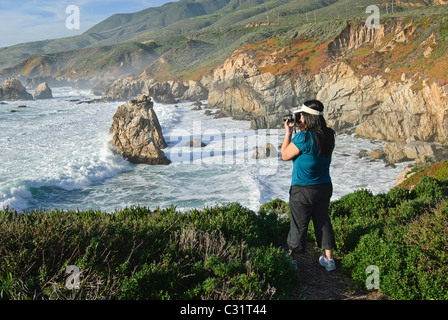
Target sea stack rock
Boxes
[34,82,53,99]
[252,143,278,159]
[0,78,33,101]
[109,95,170,165]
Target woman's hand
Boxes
[284,120,294,136]
[282,120,301,160]
[281,120,301,160]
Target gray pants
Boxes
[287,182,336,255]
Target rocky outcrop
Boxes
[34,82,53,99]
[312,60,448,145]
[102,77,209,103]
[109,95,170,165]
[0,78,33,101]
[383,137,448,165]
[207,40,448,143]
[207,50,297,129]
[253,143,278,159]
[395,166,415,187]
[186,139,207,148]
[91,78,118,96]
[146,82,176,103]
[318,62,448,165]
[327,19,404,57]
[354,80,448,143]
[191,100,203,110]
[25,76,73,89]
[181,80,208,101]
[102,77,147,101]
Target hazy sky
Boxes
[0,0,173,47]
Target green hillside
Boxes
[85,0,232,41]
[0,0,231,69]
[0,42,160,80]
[1,0,448,81]
[0,0,267,68]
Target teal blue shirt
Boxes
[291,131,332,186]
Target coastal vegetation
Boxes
[331,164,448,300]
[1,160,447,300]
[0,202,293,300]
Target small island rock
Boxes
[186,139,207,148]
[109,95,170,165]
[253,143,278,159]
[0,78,33,101]
[34,82,53,99]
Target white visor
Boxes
[293,105,324,116]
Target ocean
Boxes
[0,87,410,213]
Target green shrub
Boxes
[329,189,384,219]
[398,200,448,299]
[384,186,413,207]
[342,201,448,300]
[338,161,448,300]
[342,228,424,299]
[119,254,180,300]
[250,245,297,298]
[411,176,448,201]
[0,203,295,300]
[385,198,432,224]
[184,202,286,247]
[259,198,290,217]
[2,161,447,300]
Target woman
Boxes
[281,100,337,271]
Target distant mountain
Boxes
[0,0,232,68]
[84,0,233,42]
[0,42,160,83]
[1,0,446,83]
[0,0,349,68]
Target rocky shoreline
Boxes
[2,74,445,172]
[0,78,54,101]
[0,78,33,101]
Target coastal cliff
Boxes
[206,18,448,143]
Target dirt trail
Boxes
[289,243,386,300]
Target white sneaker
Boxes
[319,254,336,271]
[286,253,299,271]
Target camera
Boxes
[283,113,294,122]
[283,113,301,123]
